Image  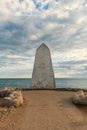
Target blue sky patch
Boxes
[32,0,41,9]
[19,0,24,4]
[43,3,49,10]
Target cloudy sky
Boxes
[0,0,87,78]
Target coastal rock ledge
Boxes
[72,90,87,105]
[0,87,23,107]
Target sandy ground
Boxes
[0,90,87,130]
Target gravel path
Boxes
[1,90,87,130]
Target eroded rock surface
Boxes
[0,87,23,107]
[72,90,87,105]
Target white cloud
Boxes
[52,48,87,62]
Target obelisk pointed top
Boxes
[41,43,47,46]
[38,43,49,50]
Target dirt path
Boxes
[1,90,87,130]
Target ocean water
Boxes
[0,78,87,89]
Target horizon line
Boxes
[0,77,87,79]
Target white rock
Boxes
[0,88,23,107]
[72,90,87,105]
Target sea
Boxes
[0,78,87,89]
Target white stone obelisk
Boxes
[31,43,55,89]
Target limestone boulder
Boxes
[0,87,15,98]
[0,87,23,107]
[72,90,87,105]
[0,87,14,98]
